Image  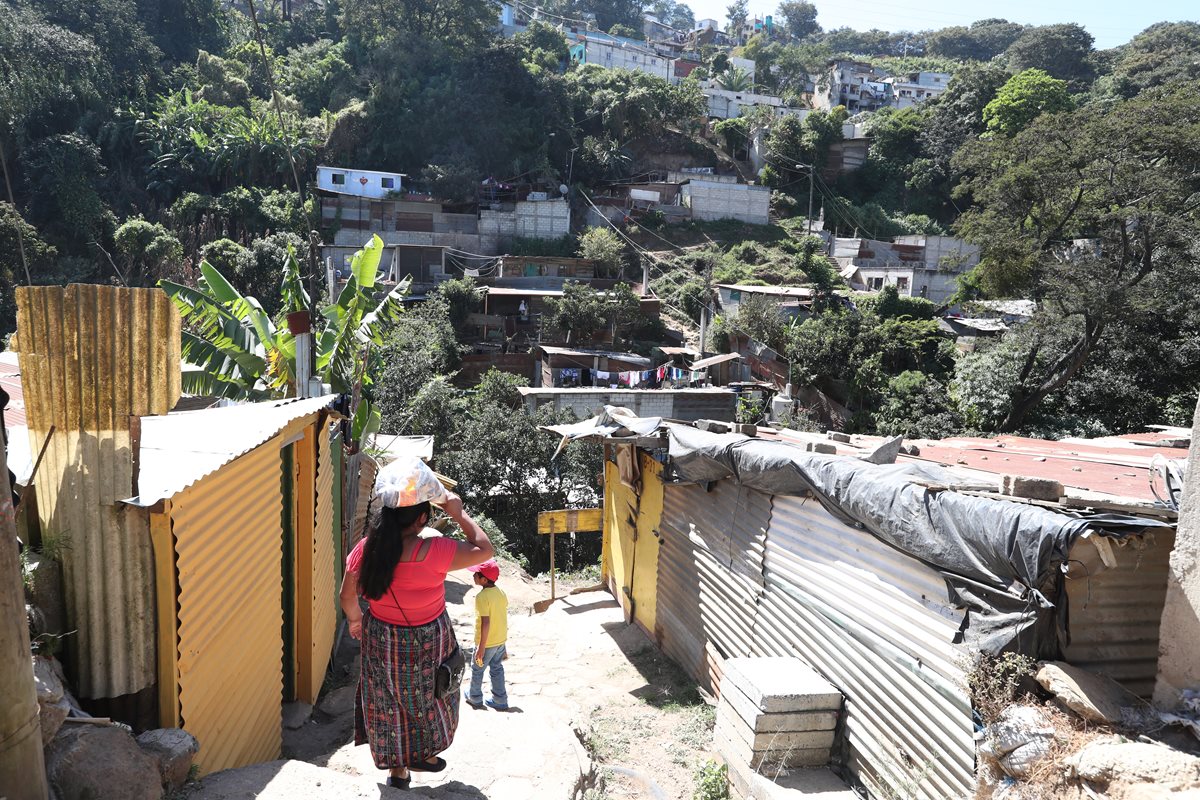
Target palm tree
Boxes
[716,66,754,93]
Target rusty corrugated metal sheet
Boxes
[173,438,284,775]
[302,419,338,703]
[758,495,973,800]
[1065,530,1176,698]
[655,478,769,692]
[15,284,180,699]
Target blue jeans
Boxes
[467,643,507,705]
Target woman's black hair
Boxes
[357,502,431,600]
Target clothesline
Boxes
[554,360,708,389]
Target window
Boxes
[896,276,910,292]
[381,177,395,189]
[332,173,346,185]
[868,277,884,291]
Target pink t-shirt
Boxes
[346,533,458,626]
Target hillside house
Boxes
[883,71,951,109]
[812,60,890,113]
[837,235,979,304]
[316,165,405,199]
[716,283,814,320]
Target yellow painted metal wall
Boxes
[171,438,285,775]
[298,419,338,703]
[601,451,662,635]
[15,284,180,699]
[630,454,662,637]
[604,459,636,615]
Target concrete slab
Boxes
[724,755,857,800]
[713,721,830,771]
[716,706,836,752]
[720,680,838,734]
[721,658,842,713]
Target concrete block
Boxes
[723,756,857,800]
[713,720,831,772]
[721,657,842,714]
[827,432,852,443]
[716,706,836,752]
[805,442,837,455]
[719,680,837,734]
[1000,475,1064,502]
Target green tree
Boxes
[1004,23,1094,89]
[775,1,819,40]
[341,0,501,50]
[18,134,114,254]
[576,226,625,277]
[983,69,1071,137]
[0,203,59,339]
[1108,22,1200,98]
[926,19,1025,62]
[726,0,749,41]
[113,218,184,285]
[954,83,1200,430]
[544,281,608,343]
[715,66,754,92]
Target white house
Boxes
[882,72,951,109]
[316,166,405,199]
[837,235,980,305]
[567,31,673,82]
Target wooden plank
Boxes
[538,507,603,535]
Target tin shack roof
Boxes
[127,395,338,506]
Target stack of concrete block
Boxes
[713,657,842,778]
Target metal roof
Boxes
[535,345,653,366]
[716,284,815,297]
[129,395,338,505]
[484,287,566,297]
[0,350,24,426]
[656,346,701,356]
[690,352,743,370]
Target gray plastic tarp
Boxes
[665,424,1149,658]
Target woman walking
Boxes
[339,459,494,790]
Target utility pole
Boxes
[0,439,48,799]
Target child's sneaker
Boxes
[485,699,509,711]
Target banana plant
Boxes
[161,234,411,446]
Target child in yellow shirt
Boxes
[464,559,509,710]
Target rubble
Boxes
[46,724,162,800]
[978,705,1057,780]
[1067,737,1200,794]
[1035,661,1149,725]
[137,728,200,790]
[33,656,70,745]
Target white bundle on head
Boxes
[373,456,447,509]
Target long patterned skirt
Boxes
[354,610,460,769]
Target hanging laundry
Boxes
[657,365,667,382]
[618,372,632,387]
[594,370,611,384]
[463,267,481,277]
[558,368,581,387]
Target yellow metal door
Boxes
[604,459,637,615]
[630,453,662,637]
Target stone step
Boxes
[721,657,842,714]
[724,756,858,800]
[719,679,838,734]
[716,706,836,752]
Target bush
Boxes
[577,227,625,278]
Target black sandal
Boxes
[386,775,411,789]
[407,757,447,773]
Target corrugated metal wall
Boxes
[656,478,770,693]
[300,419,338,703]
[755,496,973,800]
[172,439,284,775]
[15,284,180,700]
[1065,530,1176,698]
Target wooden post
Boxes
[537,508,603,612]
[549,531,556,601]
[1,440,49,799]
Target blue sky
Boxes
[684,0,1197,50]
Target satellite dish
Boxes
[559,184,570,196]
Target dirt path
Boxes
[277,559,718,799]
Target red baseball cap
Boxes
[468,559,500,582]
